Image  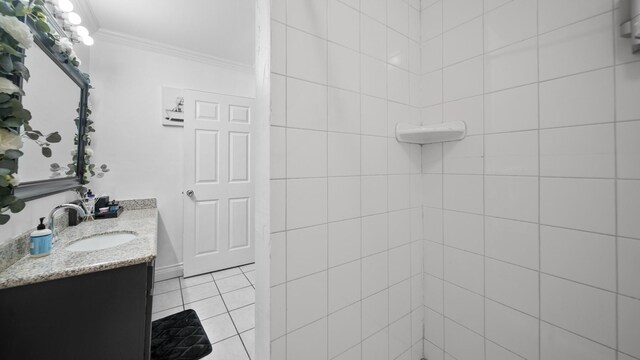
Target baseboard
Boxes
[154,263,184,281]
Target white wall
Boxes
[88,35,255,269]
[269,0,424,359]
[420,1,640,359]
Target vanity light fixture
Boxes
[65,11,81,25]
[81,35,94,46]
[73,25,88,38]
[56,0,73,13]
[44,0,94,46]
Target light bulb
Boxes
[74,25,89,38]
[57,0,73,12]
[82,35,94,46]
[66,12,81,25]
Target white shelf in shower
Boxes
[395,121,467,145]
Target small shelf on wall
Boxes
[395,121,467,145]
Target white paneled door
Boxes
[183,90,255,277]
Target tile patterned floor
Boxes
[152,263,256,360]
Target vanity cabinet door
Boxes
[0,263,153,360]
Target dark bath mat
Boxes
[151,309,212,360]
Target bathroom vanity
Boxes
[0,201,158,360]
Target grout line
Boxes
[612,7,620,360]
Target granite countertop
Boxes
[0,207,158,290]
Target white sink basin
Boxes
[66,232,137,252]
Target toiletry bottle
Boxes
[30,218,52,258]
[85,189,96,218]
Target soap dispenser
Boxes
[30,217,52,258]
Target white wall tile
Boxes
[389,279,411,321]
[328,132,360,176]
[485,131,538,176]
[485,175,539,223]
[443,210,484,254]
[287,128,327,178]
[422,1,443,40]
[540,68,615,128]
[271,21,286,76]
[444,282,485,334]
[423,207,444,243]
[388,174,411,211]
[618,180,640,239]
[271,284,286,338]
[443,17,483,66]
[287,78,327,130]
[388,0,409,35]
[287,319,328,360]
[363,290,388,338]
[287,225,328,280]
[541,274,616,347]
[425,308,444,347]
[328,176,361,222]
[443,56,484,102]
[443,95,484,135]
[540,178,615,234]
[287,178,328,229]
[361,14,387,60]
[539,0,613,34]
[361,175,388,216]
[361,95,388,136]
[421,70,443,107]
[444,319,485,360]
[329,43,361,92]
[541,322,616,360]
[389,315,412,359]
[541,226,616,291]
[388,65,410,104]
[619,295,640,358]
[484,0,537,52]
[388,209,412,248]
[618,237,640,298]
[443,174,484,214]
[362,328,389,360]
[271,126,286,179]
[616,61,640,122]
[485,341,524,360]
[328,302,362,358]
[539,14,614,81]
[425,274,444,312]
[425,240,444,277]
[287,0,327,38]
[361,55,388,98]
[361,0,386,24]
[271,232,286,286]
[442,0,483,31]
[287,27,328,84]
[362,252,388,297]
[362,136,388,175]
[486,259,539,316]
[328,218,361,267]
[485,300,539,360]
[444,246,484,294]
[287,272,328,331]
[329,0,360,50]
[388,29,410,70]
[443,135,484,175]
[485,38,538,92]
[328,87,361,134]
[617,120,640,179]
[540,124,615,178]
[422,36,443,73]
[328,260,361,312]
[362,214,388,256]
[271,180,286,232]
[485,216,539,270]
[484,84,538,134]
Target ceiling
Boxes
[79,0,255,66]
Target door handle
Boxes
[186,190,194,197]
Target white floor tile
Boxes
[201,313,238,344]
[230,304,256,333]
[222,286,256,311]
[182,282,220,304]
[154,278,180,295]
[244,271,256,285]
[241,263,256,272]
[153,290,183,313]
[241,329,255,360]
[212,268,244,281]
[180,273,213,288]
[151,305,183,321]
[207,335,250,360]
[185,296,227,321]
[216,274,252,294]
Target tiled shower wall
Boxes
[420,1,640,360]
[269,0,425,359]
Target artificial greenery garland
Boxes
[0,0,105,225]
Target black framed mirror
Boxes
[13,9,90,201]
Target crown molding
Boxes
[94,29,255,74]
[73,0,100,33]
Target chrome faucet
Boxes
[48,204,86,242]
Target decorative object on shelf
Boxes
[162,86,185,127]
[395,121,467,145]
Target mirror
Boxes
[20,45,80,182]
[13,14,90,201]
